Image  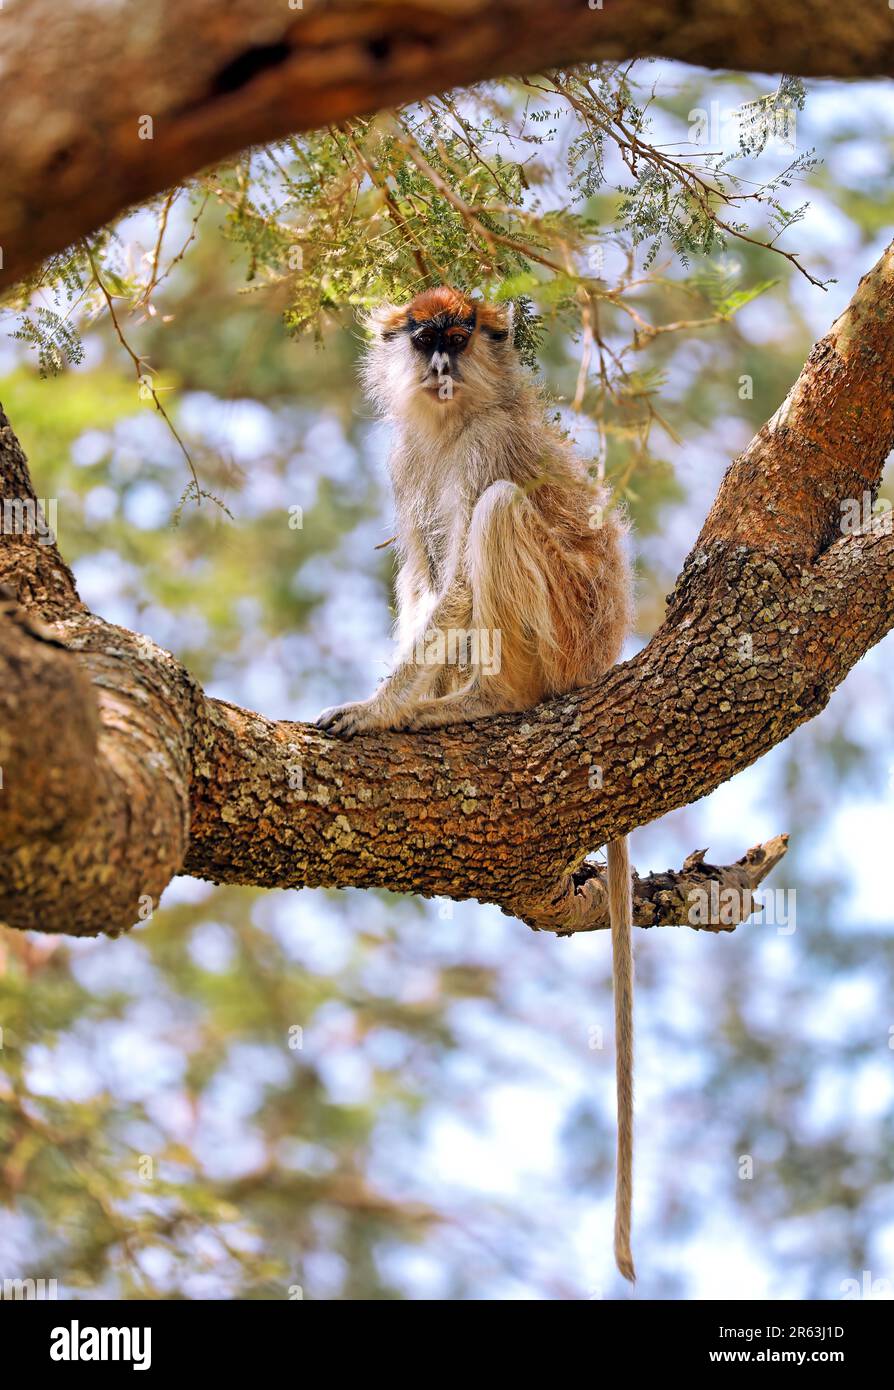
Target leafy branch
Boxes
[3,63,826,512]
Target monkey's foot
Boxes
[315,697,423,737]
[315,700,384,737]
[317,687,508,736]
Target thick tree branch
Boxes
[0,414,196,934]
[0,600,96,842]
[700,240,894,555]
[3,0,894,293]
[2,240,894,938]
[0,601,197,937]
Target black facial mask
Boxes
[406,311,476,378]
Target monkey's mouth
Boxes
[421,378,459,399]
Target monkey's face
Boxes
[408,310,476,401]
[362,287,516,424]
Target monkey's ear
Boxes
[477,301,513,344]
[363,302,409,342]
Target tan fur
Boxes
[318,289,636,1279]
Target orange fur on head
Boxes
[372,287,510,340]
[407,286,476,322]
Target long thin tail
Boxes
[607,835,635,1282]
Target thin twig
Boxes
[84,240,201,501]
[140,188,179,306]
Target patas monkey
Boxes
[317,287,636,1280]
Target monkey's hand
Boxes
[315,699,386,737]
[317,696,438,735]
[314,689,433,733]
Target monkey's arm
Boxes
[316,505,482,738]
[394,532,437,657]
[316,574,473,736]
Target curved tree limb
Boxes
[700,240,894,553]
[3,0,894,294]
[2,238,894,938]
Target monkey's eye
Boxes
[414,331,436,350]
[445,329,471,351]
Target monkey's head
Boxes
[361,286,518,425]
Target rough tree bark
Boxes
[2,0,894,293]
[2,238,893,939]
